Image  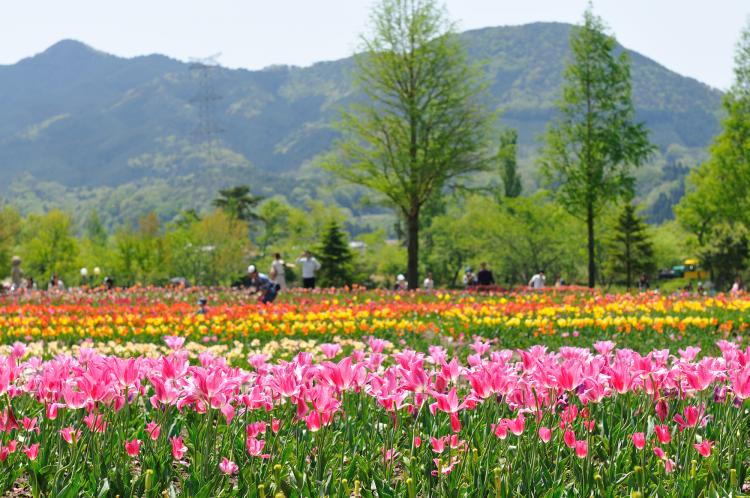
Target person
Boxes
[197,297,209,315]
[476,263,495,286]
[394,274,408,291]
[296,250,321,289]
[80,267,89,287]
[529,270,545,289]
[637,274,650,291]
[423,272,435,291]
[270,253,288,291]
[10,256,23,290]
[463,267,477,288]
[731,276,743,296]
[247,265,280,304]
[104,276,115,291]
[48,273,64,291]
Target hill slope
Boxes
[0,23,723,226]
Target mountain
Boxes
[0,23,723,228]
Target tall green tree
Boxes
[604,203,655,289]
[498,129,522,198]
[698,223,748,289]
[677,20,750,242]
[317,221,355,287]
[327,0,493,289]
[212,186,263,222]
[22,210,79,284]
[540,8,653,288]
[0,207,22,278]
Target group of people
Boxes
[460,264,548,290]
[245,250,322,303]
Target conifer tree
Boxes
[498,129,522,198]
[605,203,655,289]
[317,221,354,287]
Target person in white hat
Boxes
[393,274,408,291]
[247,265,280,304]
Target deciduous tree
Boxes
[540,8,653,287]
[328,0,493,289]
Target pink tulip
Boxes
[146,422,161,441]
[653,446,666,460]
[450,412,461,433]
[23,443,39,461]
[246,437,270,458]
[320,343,342,359]
[694,440,713,458]
[538,427,552,443]
[125,439,141,457]
[631,432,645,450]
[414,436,422,448]
[431,436,446,454]
[271,418,281,433]
[564,430,576,448]
[507,415,525,436]
[60,427,81,445]
[574,440,588,458]
[654,425,671,444]
[170,436,188,460]
[219,457,238,475]
[730,366,750,400]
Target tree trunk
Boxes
[587,202,596,288]
[406,212,420,290]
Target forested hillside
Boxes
[0,22,722,228]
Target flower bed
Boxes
[0,338,746,496]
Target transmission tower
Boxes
[189,53,224,164]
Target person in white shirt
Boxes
[529,270,545,289]
[394,274,408,291]
[270,253,287,291]
[423,272,434,291]
[296,250,321,289]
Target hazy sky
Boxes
[1,0,748,90]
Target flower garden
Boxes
[0,288,749,496]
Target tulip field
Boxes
[0,289,749,496]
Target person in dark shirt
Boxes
[476,262,495,286]
[247,265,280,304]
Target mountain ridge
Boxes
[0,22,724,227]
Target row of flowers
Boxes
[0,337,745,495]
[0,291,747,348]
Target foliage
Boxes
[110,213,170,286]
[168,210,252,286]
[498,128,522,198]
[328,0,494,288]
[20,210,79,285]
[677,20,750,243]
[0,207,22,278]
[425,195,585,286]
[540,8,654,288]
[316,220,355,287]
[698,223,749,289]
[603,203,656,288]
[212,185,263,222]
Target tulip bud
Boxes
[407,477,416,498]
[354,480,361,497]
[258,484,266,498]
[690,460,697,478]
[144,469,154,493]
[631,492,642,498]
[731,468,738,488]
[494,467,502,498]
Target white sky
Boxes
[1,0,748,90]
